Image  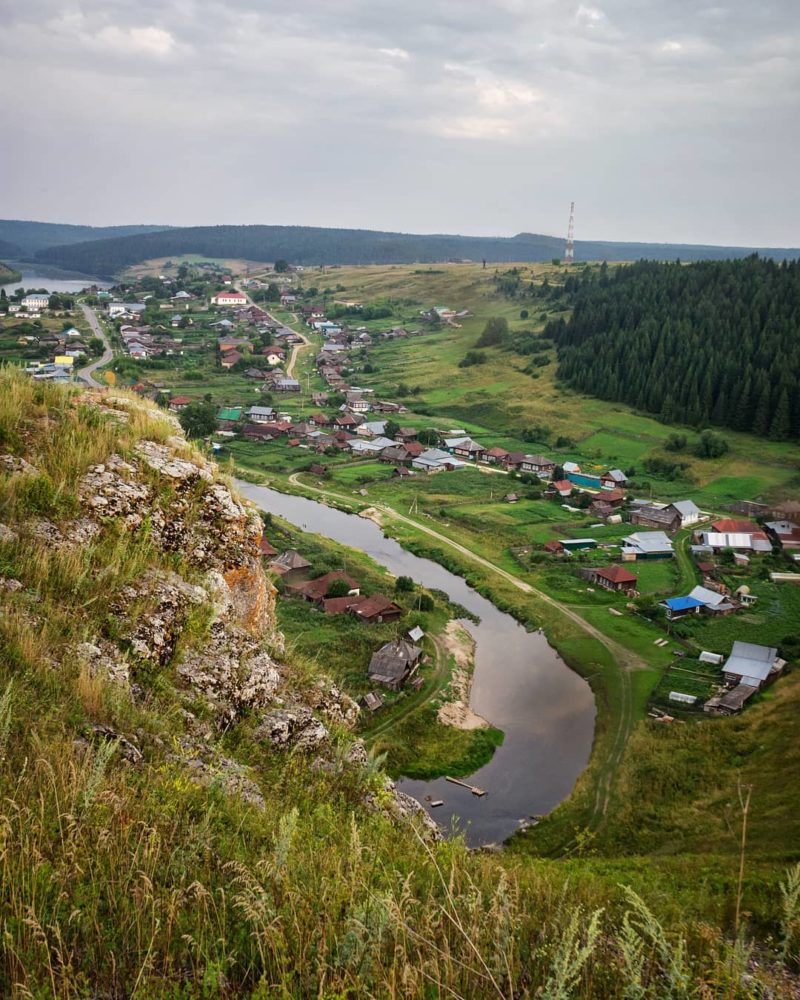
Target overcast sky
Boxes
[1,0,798,245]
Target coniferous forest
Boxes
[547,256,800,440]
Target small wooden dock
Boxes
[445,776,487,797]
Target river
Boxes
[236,481,596,847]
[1,263,112,295]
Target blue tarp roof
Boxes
[663,596,705,611]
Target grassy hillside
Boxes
[32,223,800,277]
[1,373,799,996]
[289,262,799,507]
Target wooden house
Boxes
[368,640,423,690]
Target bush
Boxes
[458,350,487,368]
[664,433,687,452]
[475,317,509,347]
[395,575,414,593]
[693,429,729,459]
[326,578,352,598]
[519,309,529,319]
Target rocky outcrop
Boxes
[116,571,207,667]
[168,735,266,810]
[4,392,434,836]
[177,621,281,726]
[76,640,131,688]
[0,454,38,476]
[256,706,330,752]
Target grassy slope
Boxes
[1,375,799,995]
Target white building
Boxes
[211,290,247,307]
[108,302,146,318]
[21,294,50,311]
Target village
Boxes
[7,266,800,725]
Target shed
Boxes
[699,651,724,666]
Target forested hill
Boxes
[31,222,800,277]
[0,220,169,258]
[548,257,800,440]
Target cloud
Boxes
[379,47,411,60]
[0,0,798,244]
[92,25,176,58]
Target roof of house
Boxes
[595,565,638,584]
[486,446,509,458]
[688,585,727,607]
[663,596,705,612]
[299,571,359,602]
[699,531,772,552]
[258,537,278,557]
[269,549,312,572]
[551,480,572,491]
[322,594,368,614]
[634,504,680,524]
[368,640,422,683]
[543,539,564,552]
[723,641,778,682]
[563,461,581,473]
[522,454,554,466]
[221,351,242,364]
[712,519,756,533]
[351,594,402,619]
[247,406,275,417]
[670,500,700,517]
[170,395,194,406]
[603,469,627,481]
[623,531,674,553]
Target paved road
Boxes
[77,303,113,387]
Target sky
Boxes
[1,0,799,246]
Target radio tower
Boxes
[564,201,575,264]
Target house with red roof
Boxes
[211,289,247,307]
[484,446,509,465]
[583,565,638,594]
[168,395,195,412]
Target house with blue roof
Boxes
[660,595,705,620]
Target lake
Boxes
[1,263,112,295]
[236,481,596,847]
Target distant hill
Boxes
[0,219,170,258]
[0,260,22,285]
[26,221,800,278]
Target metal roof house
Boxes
[246,406,276,423]
[722,641,783,689]
[669,500,702,525]
[687,585,737,614]
[412,449,467,474]
[621,531,675,560]
[660,595,705,619]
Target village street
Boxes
[77,303,113,386]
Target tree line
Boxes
[547,257,800,440]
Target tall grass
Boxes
[0,372,795,997]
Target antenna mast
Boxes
[564,201,575,264]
